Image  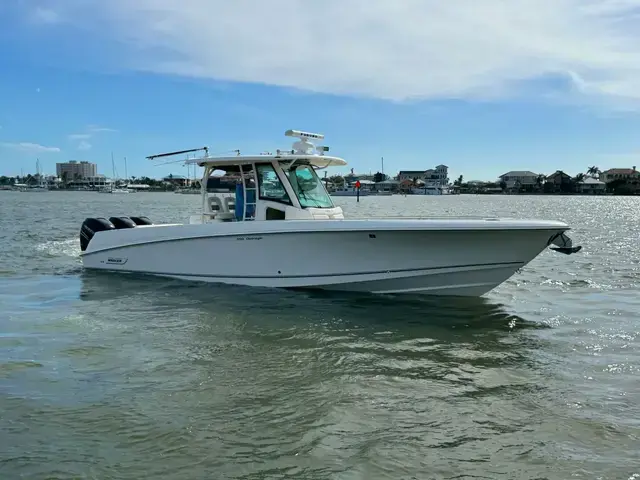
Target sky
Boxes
[1,0,640,182]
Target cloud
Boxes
[30,7,61,25]
[87,125,117,133]
[0,142,61,153]
[68,133,91,140]
[67,125,115,149]
[68,125,116,139]
[24,0,640,107]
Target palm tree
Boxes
[536,174,545,190]
[328,175,344,186]
[572,173,585,194]
[586,166,600,178]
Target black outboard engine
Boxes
[130,216,153,226]
[109,216,137,229]
[80,217,116,252]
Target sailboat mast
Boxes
[111,152,116,189]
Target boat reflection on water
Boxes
[79,269,543,333]
[77,269,553,391]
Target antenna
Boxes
[285,129,327,155]
[285,129,325,140]
[317,146,329,156]
[146,146,209,160]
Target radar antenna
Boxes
[284,129,328,155]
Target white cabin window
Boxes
[285,164,335,209]
[256,164,292,205]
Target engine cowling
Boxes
[109,216,137,229]
[80,218,116,251]
[130,216,153,226]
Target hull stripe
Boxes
[83,261,524,280]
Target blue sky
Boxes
[1,0,640,182]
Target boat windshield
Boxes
[285,164,335,209]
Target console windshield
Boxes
[285,164,335,209]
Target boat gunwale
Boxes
[81,219,570,256]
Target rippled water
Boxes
[1,192,639,479]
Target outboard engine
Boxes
[80,217,116,252]
[130,216,153,226]
[109,216,137,229]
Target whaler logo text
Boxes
[105,257,128,265]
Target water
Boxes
[1,192,639,479]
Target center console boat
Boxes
[79,130,581,296]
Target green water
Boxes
[1,192,639,479]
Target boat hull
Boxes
[81,220,570,296]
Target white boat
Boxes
[99,154,132,193]
[20,159,49,192]
[97,187,131,193]
[78,129,581,297]
[331,185,370,197]
[21,186,49,192]
[412,185,448,195]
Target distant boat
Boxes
[331,186,370,197]
[411,185,450,195]
[98,186,131,194]
[20,159,49,192]
[100,153,132,193]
